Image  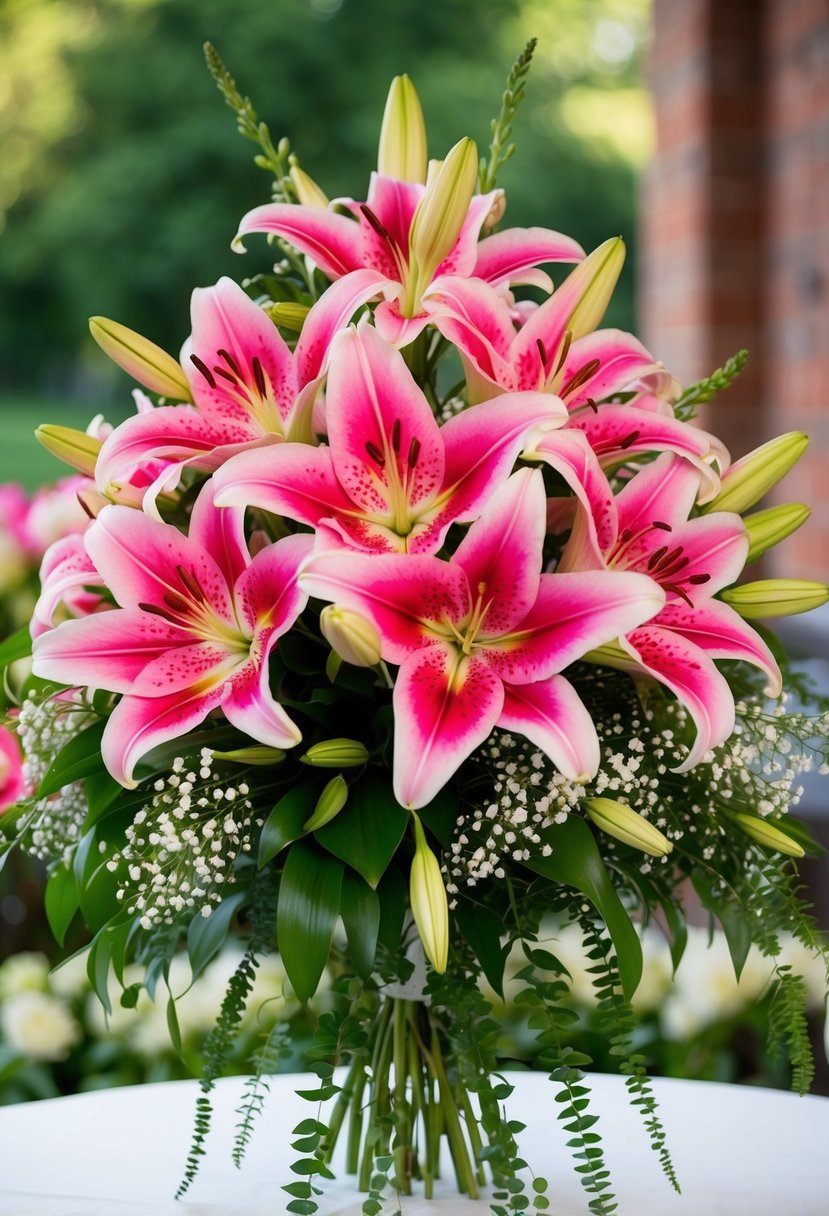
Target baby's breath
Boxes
[15,693,91,864]
[108,748,262,929]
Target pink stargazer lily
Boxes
[560,453,782,769]
[300,468,665,808]
[234,172,584,347]
[32,484,312,787]
[95,274,382,515]
[429,271,728,498]
[214,322,570,555]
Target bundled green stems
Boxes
[323,992,486,1197]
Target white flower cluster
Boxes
[0,951,81,1062]
[16,693,91,864]
[446,732,586,893]
[107,750,263,929]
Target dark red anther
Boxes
[177,565,207,602]
[536,338,548,369]
[217,348,242,378]
[213,366,238,385]
[619,430,641,450]
[619,528,633,544]
[139,602,180,624]
[251,356,267,398]
[663,583,694,607]
[688,573,711,585]
[560,358,601,399]
[552,329,573,377]
[163,591,192,616]
[365,440,386,468]
[360,205,391,242]
[586,397,599,414]
[652,520,673,532]
[407,437,421,468]
[648,545,668,570]
[392,419,402,453]
[190,354,216,389]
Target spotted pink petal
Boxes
[95,406,235,500]
[84,505,236,624]
[473,227,584,288]
[361,174,422,275]
[614,452,704,535]
[324,324,445,515]
[451,469,546,634]
[235,203,364,279]
[372,303,432,348]
[188,481,249,593]
[32,608,187,693]
[392,645,504,809]
[101,681,231,786]
[499,676,600,781]
[299,550,470,664]
[213,443,355,531]
[294,268,394,387]
[620,625,736,771]
[0,725,25,810]
[555,330,661,411]
[527,428,617,561]
[130,641,242,697]
[479,571,665,685]
[32,535,105,638]
[182,277,298,428]
[233,533,313,636]
[656,599,782,696]
[223,637,303,749]
[428,276,518,379]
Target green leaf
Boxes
[340,870,380,978]
[0,625,33,667]
[166,985,184,1059]
[187,891,245,980]
[376,866,407,951]
[38,720,106,798]
[85,769,124,822]
[44,862,78,946]
[259,784,318,866]
[453,897,507,997]
[691,869,753,979]
[526,816,642,1000]
[417,786,457,848]
[316,774,407,887]
[277,842,344,1003]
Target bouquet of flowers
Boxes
[2,43,828,1214]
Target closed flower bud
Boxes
[320,605,382,668]
[35,426,102,478]
[303,775,348,831]
[212,746,286,765]
[405,136,478,311]
[288,161,329,209]
[720,579,829,619]
[565,236,626,343]
[300,738,369,767]
[585,797,673,858]
[89,317,192,401]
[731,812,805,858]
[744,503,811,563]
[703,432,809,514]
[266,302,310,333]
[378,74,427,184]
[409,814,448,974]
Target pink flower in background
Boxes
[32,484,312,786]
[23,476,92,556]
[214,322,569,555]
[31,535,107,638]
[0,725,25,811]
[559,453,782,768]
[301,468,664,808]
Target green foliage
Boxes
[277,842,344,1004]
[480,38,537,193]
[233,1020,294,1168]
[767,966,814,1096]
[672,349,749,421]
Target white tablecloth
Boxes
[1,1071,827,1215]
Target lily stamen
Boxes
[190,353,216,389]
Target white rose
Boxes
[2,991,80,1061]
[0,952,50,999]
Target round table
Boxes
[0,1071,827,1215]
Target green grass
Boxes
[0,396,130,491]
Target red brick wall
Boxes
[641,0,829,579]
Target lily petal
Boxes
[499,676,600,781]
[235,203,364,278]
[233,533,313,635]
[32,608,187,692]
[393,645,504,808]
[102,682,231,787]
[223,637,303,749]
[656,599,782,696]
[473,227,585,288]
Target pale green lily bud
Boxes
[303,775,348,831]
[731,812,804,858]
[300,738,369,767]
[378,74,427,184]
[288,161,329,209]
[320,605,382,668]
[720,579,829,619]
[266,302,311,333]
[702,432,809,514]
[35,425,102,478]
[564,236,626,343]
[585,797,673,858]
[409,813,448,974]
[89,317,192,401]
[212,746,286,765]
[406,136,478,307]
[744,503,811,563]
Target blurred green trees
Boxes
[0,0,650,398]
